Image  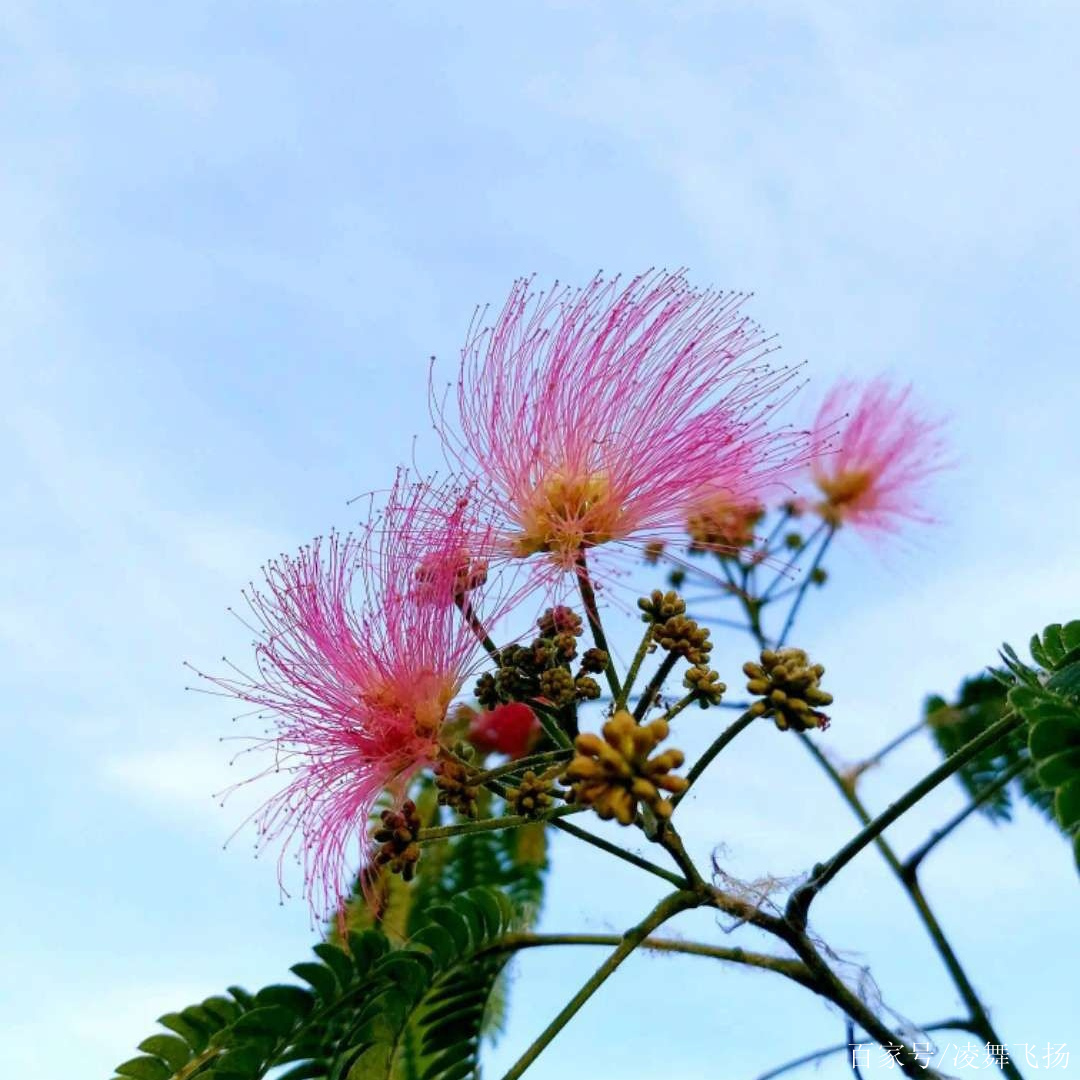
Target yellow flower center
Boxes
[686,494,763,550]
[362,669,457,739]
[510,469,625,564]
[816,469,873,523]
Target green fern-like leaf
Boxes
[111,888,524,1080]
[1001,620,1080,873]
[925,674,1033,821]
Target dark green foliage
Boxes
[924,674,1038,821]
[1000,620,1080,872]
[326,782,550,1074]
[110,888,520,1080]
[406,820,547,938]
[113,779,550,1080]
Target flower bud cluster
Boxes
[652,614,712,664]
[371,799,423,882]
[683,664,726,706]
[638,590,713,666]
[506,768,561,818]
[744,648,833,731]
[474,606,604,711]
[433,757,481,817]
[563,710,688,825]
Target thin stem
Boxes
[418,803,584,843]
[574,549,622,700]
[718,556,746,601]
[788,709,1025,923]
[752,1020,977,1080]
[730,530,1020,1078]
[174,1047,221,1080]
[440,745,511,797]
[777,524,835,646]
[529,700,574,750]
[632,652,679,720]
[471,749,573,787]
[760,519,825,604]
[778,930,948,1079]
[759,582,800,604]
[868,718,927,764]
[551,818,689,888]
[903,757,1031,877]
[658,825,708,890]
[485,931,816,991]
[790,732,1018,1075]
[616,622,656,711]
[847,1020,863,1080]
[761,504,794,549]
[696,613,754,631]
[698,884,946,1080]
[499,891,699,1080]
[669,709,758,810]
[845,720,927,787]
[662,691,700,723]
[454,594,501,662]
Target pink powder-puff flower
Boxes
[195,474,511,916]
[808,378,949,535]
[432,270,804,592]
[683,437,801,552]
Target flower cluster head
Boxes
[638,589,713,665]
[686,493,764,551]
[505,768,561,818]
[564,710,688,824]
[809,378,948,536]
[744,647,833,732]
[433,755,481,818]
[195,473,512,916]
[474,605,603,713]
[371,799,423,882]
[432,270,805,592]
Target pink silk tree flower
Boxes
[195,475,508,917]
[808,378,949,535]
[431,270,803,591]
[683,437,803,552]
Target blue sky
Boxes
[2,2,1078,1077]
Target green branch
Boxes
[551,818,689,888]
[903,757,1031,877]
[632,652,679,720]
[787,709,1025,924]
[499,891,699,1080]
[669,709,758,811]
[455,594,502,662]
[574,549,622,700]
[616,622,656,711]
[729,566,1023,1078]
[752,1019,976,1080]
[418,804,584,843]
[776,524,834,646]
[662,690,701,723]
[529,699,575,750]
[470,748,572,787]
[759,515,822,604]
[485,931,816,991]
